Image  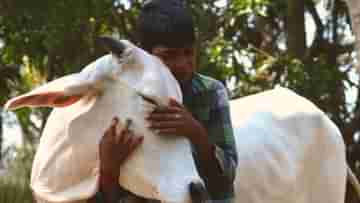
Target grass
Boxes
[0,175,34,203]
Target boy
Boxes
[94,1,237,202]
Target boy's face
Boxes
[151,45,196,83]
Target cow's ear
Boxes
[5,92,83,110]
[97,36,126,57]
[5,73,93,110]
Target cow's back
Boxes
[230,87,347,203]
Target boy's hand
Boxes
[99,117,144,183]
[147,98,206,144]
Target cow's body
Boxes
[230,87,347,203]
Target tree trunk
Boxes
[286,0,306,59]
[347,0,360,73]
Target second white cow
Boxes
[230,87,348,203]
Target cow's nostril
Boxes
[97,36,126,56]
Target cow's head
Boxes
[4,37,182,110]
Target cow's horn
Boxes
[97,36,126,56]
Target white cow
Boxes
[5,38,359,203]
[230,88,350,203]
[5,37,202,203]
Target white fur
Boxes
[6,40,348,203]
[230,87,346,203]
[16,41,200,203]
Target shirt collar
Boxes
[180,73,196,95]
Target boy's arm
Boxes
[191,83,238,201]
[90,117,143,203]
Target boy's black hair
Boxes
[137,0,195,52]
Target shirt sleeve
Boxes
[192,81,238,201]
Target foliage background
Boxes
[0,0,360,202]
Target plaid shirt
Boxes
[95,73,238,203]
[182,73,237,202]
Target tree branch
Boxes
[305,0,325,60]
[286,0,306,59]
[305,0,324,34]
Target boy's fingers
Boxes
[150,121,181,129]
[135,136,144,147]
[147,113,180,121]
[127,136,144,155]
[129,136,143,150]
[169,98,184,108]
[104,117,118,137]
[123,132,132,145]
[110,118,119,137]
[152,106,179,114]
[118,131,126,145]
